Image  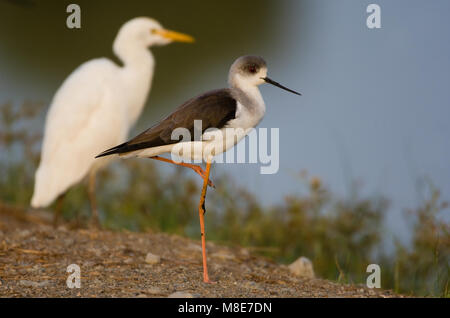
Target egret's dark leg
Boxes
[53,193,65,228]
[149,156,215,188]
[88,171,100,228]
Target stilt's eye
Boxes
[247,65,258,74]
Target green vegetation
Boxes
[1,102,449,297]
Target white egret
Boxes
[31,17,194,226]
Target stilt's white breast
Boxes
[198,95,266,160]
[227,99,265,131]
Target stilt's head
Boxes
[228,55,301,95]
[228,56,268,87]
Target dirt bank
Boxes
[0,207,401,298]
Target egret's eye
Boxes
[150,28,157,34]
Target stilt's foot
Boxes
[204,278,216,284]
[203,270,216,284]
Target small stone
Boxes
[187,243,202,252]
[147,287,162,295]
[206,241,216,249]
[145,252,161,265]
[288,257,315,279]
[88,247,102,257]
[124,258,134,264]
[137,294,147,298]
[168,291,195,298]
[19,280,50,288]
[243,281,261,290]
[240,264,251,273]
[211,250,236,261]
[63,238,75,246]
[17,230,31,238]
[57,225,68,231]
[239,248,250,258]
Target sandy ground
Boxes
[0,207,402,298]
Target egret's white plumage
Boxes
[31,17,194,209]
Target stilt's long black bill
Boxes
[262,77,302,96]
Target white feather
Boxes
[30,17,173,208]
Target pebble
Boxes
[17,230,31,238]
[206,241,216,248]
[187,243,202,252]
[63,238,75,246]
[168,291,195,298]
[147,287,162,295]
[57,225,68,232]
[19,280,50,288]
[239,248,250,258]
[243,281,261,290]
[240,264,252,273]
[88,247,102,257]
[211,251,236,261]
[288,256,315,279]
[145,252,161,265]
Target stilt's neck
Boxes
[230,75,264,111]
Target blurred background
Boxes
[0,0,448,296]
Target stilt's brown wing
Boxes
[96,89,237,157]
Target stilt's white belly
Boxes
[130,126,252,162]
